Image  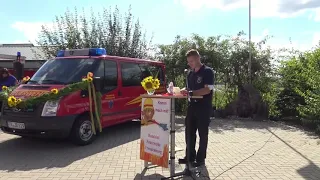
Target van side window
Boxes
[104,60,118,89]
[139,64,165,84]
[121,62,142,87]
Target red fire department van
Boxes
[0,48,166,145]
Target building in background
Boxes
[0,43,46,77]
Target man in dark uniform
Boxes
[179,49,214,167]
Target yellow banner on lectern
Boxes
[140,97,170,168]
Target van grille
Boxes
[2,104,41,118]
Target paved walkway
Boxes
[0,117,320,180]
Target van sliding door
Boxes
[119,62,144,121]
[100,60,121,125]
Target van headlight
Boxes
[41,100,60,117]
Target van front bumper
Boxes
[0,115,77,138]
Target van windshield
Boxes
[29,58,102,85]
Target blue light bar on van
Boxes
[56,48,107,57]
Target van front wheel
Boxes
[70,117,96,146]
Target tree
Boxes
[156,32,276,112]
[36,6,154,59]
[278,48,320,132]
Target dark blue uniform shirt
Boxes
[187,65,214,109]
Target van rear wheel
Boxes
[70,116,96,146]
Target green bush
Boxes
[275,48,320,133]
[173,75,188,113]
[213,90,228,109]
[262,84,280,118]
[275,88,304,119]
[212,87,237,109]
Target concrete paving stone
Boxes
[0,118,320,179]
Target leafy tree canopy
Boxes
[37,6,154,59]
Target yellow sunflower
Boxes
[8,96,16,102]
[152,79,160,89]
[87,77,93,82]
[51,88,59,94]
[7,96,17,107]
[16,98,22,104]
[22,76,30,82]
[146,76,153,81]
[2,86,8,91]
[141,76,155,92]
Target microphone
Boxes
[184,69,189,90]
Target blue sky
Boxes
[1,0,320,50]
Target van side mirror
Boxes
[93,77,103,92]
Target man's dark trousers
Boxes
[185,104,211,163]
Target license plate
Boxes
[7,121,25,129]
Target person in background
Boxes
[0,68,18,88]
[0,67,3,82]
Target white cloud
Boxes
[312,32,320,46]
[262,29,269,37]
[313,8,320,21]
[251,28,317,52]
[271,40,311,52]
[12,40,30,44]
[306,8,320,21]
[175,0,320,19]
[174,0,244,12]
[251,29,269,42]
[11,22,54,44]
[10,7,107,45]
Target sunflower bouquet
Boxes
[141,76,160,95]
[7,95,22,107]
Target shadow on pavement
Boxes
[180,166,211,180]
[134,165,211,180]
[134,173,166,180]
[134,167,166,180]
[194,166,211,180]
[175,116,320,179]
[267,129,320,180]
[174,115,319,139]
[0,121,141,172]
[297,162,320,180]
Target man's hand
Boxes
[180,89,188,95]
